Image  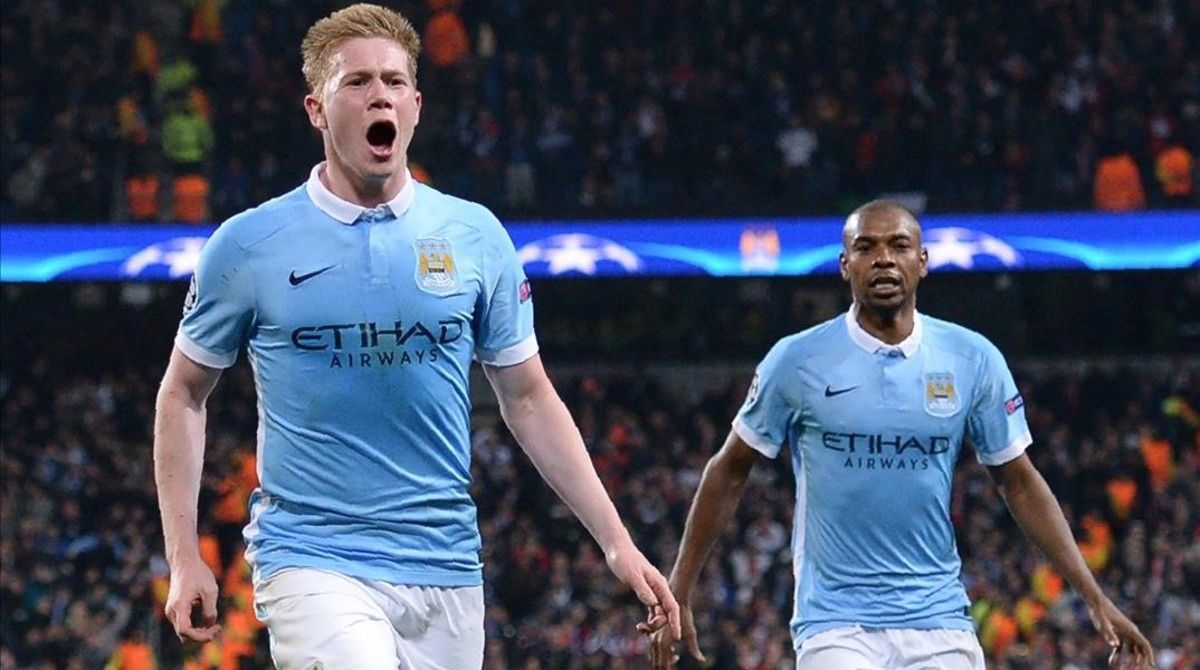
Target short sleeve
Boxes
[967,340,1032,465]
[732,341,793,459]
[176,224,255,369]
[473,222,537,367]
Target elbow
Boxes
[703,452,752,491]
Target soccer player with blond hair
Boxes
[154,5,678,668]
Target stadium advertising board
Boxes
[1,211,1197,282]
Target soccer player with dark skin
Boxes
[643,201,1154,669]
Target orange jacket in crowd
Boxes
[106,639,155,670]
[126,175,160,221]
[213,452,258,525]
[1093,153,1146,211]
[424,11,470,68]
[980,608,1019,658]
[189,0,223,44]
[1106,475,1137,520]
[131,30,159,77]
[1155,145,1194,198]
[172,175,211,223]
[1079,513,1113,572]
[1031,564,1063,605]
[1140,435,1175,491]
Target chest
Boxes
[800,352,975,442]
[253,220,484,343]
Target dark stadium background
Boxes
[2,1,1198,669]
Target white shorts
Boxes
[796,626,985,670]
[253,567,484,670]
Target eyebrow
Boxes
[852,231,914,243]
[339,68,409,82]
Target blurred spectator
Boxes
[1155,139,1195,207]
[2,289,1197,669]
[170,175,210,224]
[775,114,819,205]
[1093,150,1146,212]
[423,0,469,69]
[161,97,213,177]
[4,0,1199,223]
[124,172,161,223]
[187,0,223,87]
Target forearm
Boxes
[669,451,753,603]
[154,383,208,566]
[999,467,1108,606]
[502,384,632,553]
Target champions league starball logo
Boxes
[516,234,642,276]
[121,237,208,278]
[924,227,1022,270]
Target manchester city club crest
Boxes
[924,372,960,416]
[414,238,460,295]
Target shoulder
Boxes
[209,185,311,252]
[921,314,1006,363]
[414,183,509,242]
[760,315,845,370]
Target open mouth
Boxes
[366,121,397,154]
[868,275,902,295]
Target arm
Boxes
[154,346,223,642]
[669,430,759,603]
[988,454,1153,668]
[483,354,680,638]
[649,430,760,668]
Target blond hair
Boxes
[301,3,421,98]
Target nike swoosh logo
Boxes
[824,385,859,397]
[288,265,336,286]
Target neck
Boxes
[321,156,407,208]
[855,302,916,345]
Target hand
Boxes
[165,556,221,642]
[1088,598,1154,669]
[604,542,681,641]
[645,602,704,669]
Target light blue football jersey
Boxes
[177,164,537,587]
[733,305,1031,647]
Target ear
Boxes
[413,89,422,127]
[839,251,850,281]
[919,247,929,278]
[304,93,327,130]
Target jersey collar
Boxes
[305,162,416,224]
[845,303,923,358]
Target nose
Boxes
[873,248,896,267]
[367,78,393,110]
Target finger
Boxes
[642,612,668,631]
[646,571,682,641]
[648,632,662,669]
[167,602,191,636]
[684,621,706,662]
[185,624,222,642]
[628,571,659,611]
[1133,632,1154,668]
[199,585,219,626]
[177,620,222,642]
[638,614,667,635]
[1100,619,1119,648]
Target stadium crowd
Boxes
[2,0,1197,224]
[1,294,1197,668]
